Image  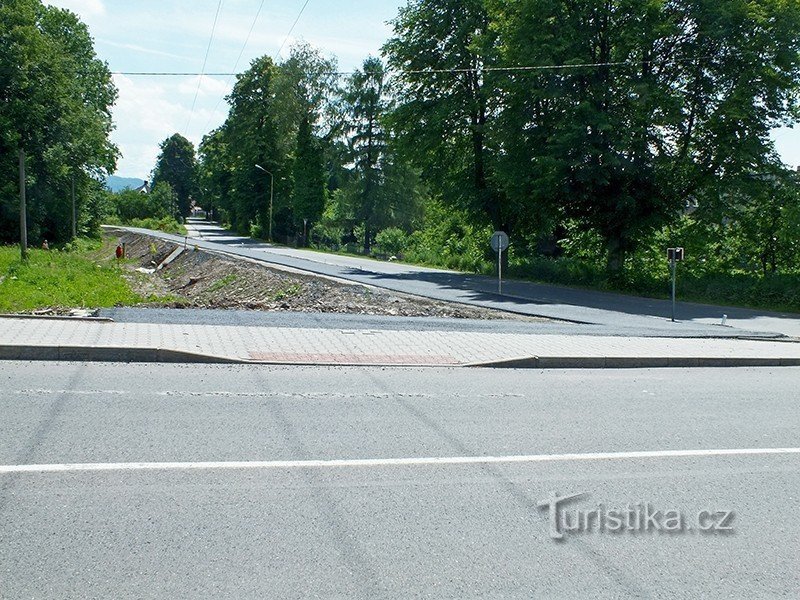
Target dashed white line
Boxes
[1,447,799,475]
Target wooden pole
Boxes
[19,148,27,260]
[71,172,77,239]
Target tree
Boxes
[384,0,505,235]
[113,182,176,222]
[341,57,391,254]
[198,127,231,223]
[152,134,198,219]
[291,116,326,242]
[0,0,118,246]
[223,56,284,236]
[489,0,800,273]
[273,44,339,240]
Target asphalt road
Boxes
[113,221,800,338]
[1,362,799,598]
[99,306,776,338]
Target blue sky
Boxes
[45,0,405,178]
[46,0,800,178]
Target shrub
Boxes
[375,227,408,257]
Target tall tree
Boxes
[490,0,800,272]
[0,0,117,245]
[384,0,505,235]
[342,57,391,254]
[198,127,231,223]
[223,56,284,236]
[273,44,339,238]
[291,116,326,242]
[152,133,198,219]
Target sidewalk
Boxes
[1,316,799,368]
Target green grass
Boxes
[0,241,144,312]
[207,274,238,293]
[273,283,302,301]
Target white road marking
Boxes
[1,447,799,475]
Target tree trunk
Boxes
[363,225,372,255]
[605,236,626,277]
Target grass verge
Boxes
[0,238,149,312]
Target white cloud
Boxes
[97,39,190,62]
[111,74,187,177]
[177,75,232,98]
[45,0,105,17]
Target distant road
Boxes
[111,221,800,337]
[2,362,799,598]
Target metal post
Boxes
[671,257,677,322]
[71,173,77,239]
[255,165,274,242]
[19,149,27,260]
[498,247,503,295]
[269,173,274,242]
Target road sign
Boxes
[490,231,509,253]
[490,231,509,294]
[667,247,685,261]
[667,248,685,322]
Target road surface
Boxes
[117,220,800,337]
[1,362,799,598]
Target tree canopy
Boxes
[0,0,117,244]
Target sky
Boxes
[44,0,405,178]
[45,0,800,178]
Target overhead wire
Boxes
[112,53,726,78]
[201,0,268,134]
[184,0,225,136]
[274,0,312,61]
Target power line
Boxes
[111,54,725,79]
[202,0,268,134]
[274,0,312,61]
[184,0,225,136]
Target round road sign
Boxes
[490,231,509,253]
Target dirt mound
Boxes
[115,231,539,321]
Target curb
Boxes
[0,345,244,364]
[1,345,799,368]
[467,355,800,369]
[0,314,114,323]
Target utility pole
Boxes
[254,164,274,241]
[71,172,77,239]
[269,172,273,242]
[19,148,27,260]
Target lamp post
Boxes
[254,164,273,242]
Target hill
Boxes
[106,176,144,193]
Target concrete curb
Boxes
[0,345,244,364]
[0,314,114,323]
[467,355,800,369]
[2,344,799,368]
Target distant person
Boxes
[41,239,49,250]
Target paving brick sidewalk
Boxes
[1,317,799,368]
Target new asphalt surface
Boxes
[1,362,799,598]
[110,221,800,338]
[99,306,777,338]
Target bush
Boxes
[374,227,408,257]
[127,217,187,236]
[404,200,493,273]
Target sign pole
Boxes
[498,247,503,295]
[671,257,677,322]
[490,231,509,296]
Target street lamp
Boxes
[254,164,273,242]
